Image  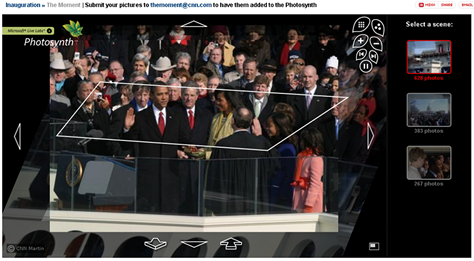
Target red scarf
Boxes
[280,41,300,67]
[170,35,191,46]
[291,147,317,189]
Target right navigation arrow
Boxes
[367,123,374,149]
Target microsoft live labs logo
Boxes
[62,20,83,37]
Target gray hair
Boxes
[167,78,181,86]
[182,81,200,95]
[77,80,93,91]
[89,72,104,80]
[136,44,152,54]
[132,53,150,67]
[129,71,146,82]
[175,52,192,64]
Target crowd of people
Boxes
[409,113,450,126]
[49,24,387,215]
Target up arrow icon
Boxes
[220,237,243,251]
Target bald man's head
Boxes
[232,106,254,130]
[302,65,319,91]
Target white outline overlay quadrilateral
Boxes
[56,81,348,152]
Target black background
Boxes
[2,14,471,257]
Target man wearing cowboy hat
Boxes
[151,56,176,83]
[50,58,67,93]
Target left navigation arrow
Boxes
[14,123,21,150]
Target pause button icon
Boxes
[359,60,373,73]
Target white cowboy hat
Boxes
[50,52,63,62]
[50,59,67,70]
[151,56,176,72]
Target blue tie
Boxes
[335,118,339,140]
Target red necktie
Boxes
[158,112,165,136]
[188,110,194,130]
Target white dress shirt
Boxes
[153,104,167,126]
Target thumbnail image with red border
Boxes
[407,40,451,74]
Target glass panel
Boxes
[133,157,201,215]
[49,146,376,217]
[337,159,378,224]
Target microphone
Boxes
[77,129,104,146]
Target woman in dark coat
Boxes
[127,25,161,64]
[238,25,271,64]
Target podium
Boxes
[54,154,136,211]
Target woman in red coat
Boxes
[291,128,324,213]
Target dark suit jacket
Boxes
[286,86,332,131]
[318,117,338,157]
[196,95,215,116]
[90,30,129,74]
[318,117,363,162]
[242,94,275,133]
[123,105,190,213]
[50,99,68,119]
[124,105,189,158]
[107,103,134,156]
[177,104,213,146]
[61,98,110,155]
[62,74,82,101]
[424,170,438,179]
[338,119,363,162]
[213,131,270,157]
[111,92,122,108]
[229,77,251,90]
[206,132,278,214]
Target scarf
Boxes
[137,32,150,46]
[358,98,377,136]
[290,147,317,189]
[280,41,300,67]
[55,79,65,92]
[169,30,190,46]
